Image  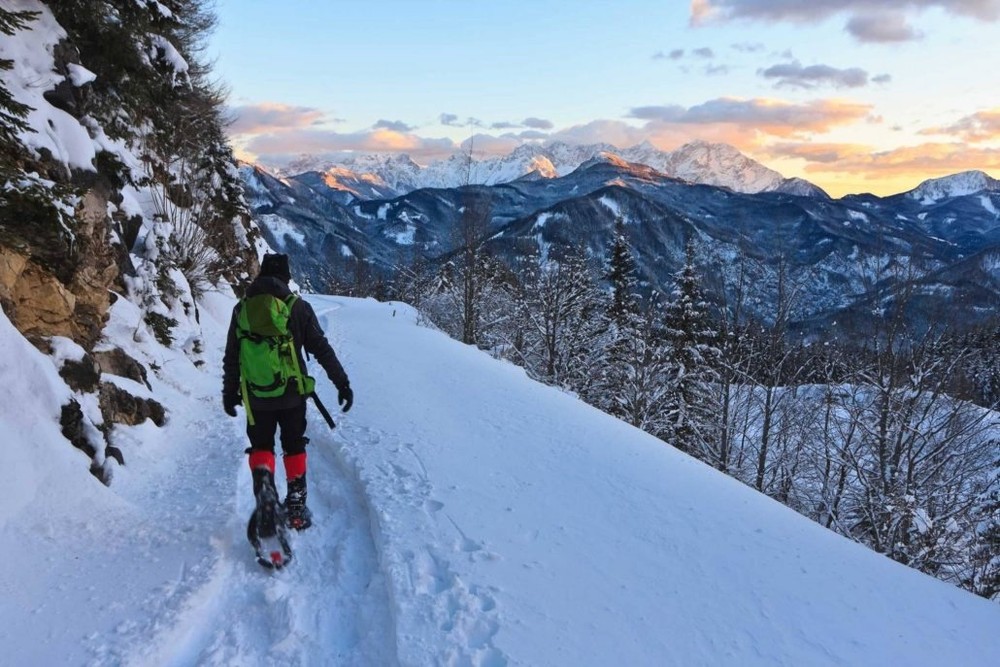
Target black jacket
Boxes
[222,276,349,411]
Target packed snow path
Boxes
[2,297,399,666]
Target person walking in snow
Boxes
[222,253,353,531]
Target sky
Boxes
[211,0,1000,197]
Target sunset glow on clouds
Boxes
[212,0,1000,197]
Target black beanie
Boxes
[260,253,291,283]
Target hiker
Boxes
[222,253,353,530]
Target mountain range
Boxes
[242,142,1000,340]
[275,140,829,201]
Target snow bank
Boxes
[0,307,102,530]
[315,296,1000,667]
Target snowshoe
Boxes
[247,510,293,569]
[285,474,312,531]
[248,469,293,569]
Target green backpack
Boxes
[236,293,315,425]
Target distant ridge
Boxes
[267,140,828,200]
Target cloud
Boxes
[227,103,327,135]
[523,117,554,130]
[690,1,1000,41]
[919,108,1000,142]
[691,0,1000,23]
[374,119,415,132]
[548,120,652,148]
[845,12,923,42]
[760,138,1000,196]
[244,127,457,165]
[758,60,870,89]
[657,47,721,62]
[765,141,874,164]
[490,121,521,130]
[459,133,524,156]
[766,138,1000,178]
[516,129,552,140]
[628,97,872,137]
[440,113,461,126]
[872,73,893,84]
[809,142,1000,177]
[732,42,765,52]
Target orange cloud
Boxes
[243,127,457,165]
[760,139,1000,195]
[228,103,327,135]
[629,97,873,138]
[801,142,1000,177]
[764,141,874,164]
[919,108,1000,143]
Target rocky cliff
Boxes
[0,1,259,482]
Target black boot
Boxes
[285,474,312,530]
[251,467,285,539]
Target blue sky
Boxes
[211,0,1000,196]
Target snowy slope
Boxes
[2,295,999,666]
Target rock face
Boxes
[0,186,118,348]
[93,348,152,389]
[99,382,166,428]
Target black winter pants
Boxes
[246,402,308,455]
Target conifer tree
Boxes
[605,295,675,437]
[661,238,722,456]
[519,246,605,388]
[0,7,37,179]
[972,463,1000,599]
[604,216,639,330]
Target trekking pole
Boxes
[309,392,336,429]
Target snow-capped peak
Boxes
[908,170,1000,204]
[267,140,813,200]
[656,141,786,193]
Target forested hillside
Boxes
[0,0,260,481]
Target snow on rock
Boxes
[66,62,97,86]
[257,213,306,249]
[0,1,96,172]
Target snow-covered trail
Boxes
[101,299,398,667]
[1,294,397,667]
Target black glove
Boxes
[223,394,240,417]
[338,385,353,413]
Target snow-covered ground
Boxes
[2,294,1000,666]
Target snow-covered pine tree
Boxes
[661,238,722,458]
[0,6,36,179]
[971,462,1000,599]
[603,294,675,437]
[517,245,606,390]
[604,216,639,331]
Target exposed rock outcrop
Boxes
[99,381,166,429]
[0,187,118,348]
